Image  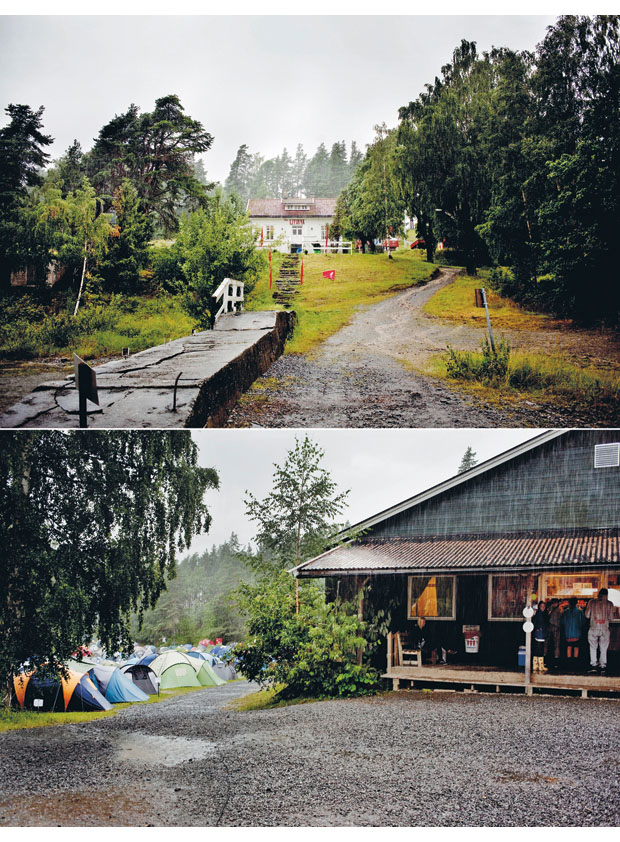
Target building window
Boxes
[265,225,274,240]
[542,572,603,604]
[321,225,327,241]
[292,227,302,236]
[489,574,535,620]
[408,575,455,620]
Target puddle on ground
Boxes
[115,733,217,766]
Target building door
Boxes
[291,225,303,251]
[456,575,488,662]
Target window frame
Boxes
[407,574,456,621]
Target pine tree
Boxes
[458,446,478,473]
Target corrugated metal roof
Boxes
[295,529,620,576]
[247,198,337,218]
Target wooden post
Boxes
[387,632,393,671]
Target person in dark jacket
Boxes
[561,597,586,669]
[532,601,549,673]
[546,598,562,670]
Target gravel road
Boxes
[2,680,618,827]
[225,269,585,429]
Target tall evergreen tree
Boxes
[458,446,478,473]
[304,142,331,196]
[224,144,253,201]
[328,140,348,196]
[87,94,214,234]
[0,103,53,287]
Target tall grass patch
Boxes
[0,294,195,361]
[441,340,620,423]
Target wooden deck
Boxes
[383,664,620,698]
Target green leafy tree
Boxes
[176,191,264,327]
[0,103,53,288]
[333,127,404,251]
[35,179,113,313]
[0,431,219,694]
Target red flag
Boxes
[300,259,303,285]
[322,270,335,280]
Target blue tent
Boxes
[88,664,149,703]
[139,652,159,667]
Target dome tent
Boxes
[12,669,113,713]
[149,651,201,689]
[120,663,159,695]
[87,664,149,703]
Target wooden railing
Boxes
[212,277,244,319]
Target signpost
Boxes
[73,353,99,428]
[474,287,496,353]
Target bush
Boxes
[234,571,380,701]
[446,336,511,384]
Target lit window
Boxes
[408,576,454,619]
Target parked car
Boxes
[410,238,426,249]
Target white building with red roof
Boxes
[246,197,338,254]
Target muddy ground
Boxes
[225,269,618,428]
[1,680,618,827]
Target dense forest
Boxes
[132,534,251,645]
[223,140,364,201]
[333,15,620,323]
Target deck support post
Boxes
[392,677,400,691]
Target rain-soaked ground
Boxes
[225,268,617,428]
[1,679,619,827]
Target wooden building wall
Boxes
[369,430,620,540]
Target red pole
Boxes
[261,228,264,247]
[300,259,303,285]
[269,251,272,289]
[325,223,329,250]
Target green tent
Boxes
[149,651,201,689]
[194,659,226,687]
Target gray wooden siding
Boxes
[370,430,620,539]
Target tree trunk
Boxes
[73,242,88,316]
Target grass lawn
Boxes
[421,269,620,423]
[0,685,207,733]
[246,248,437,354]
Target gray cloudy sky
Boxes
[190,428,545,555]
[0,13,557,185]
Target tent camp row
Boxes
[12,649,237,713]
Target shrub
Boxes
[234,571,380,700]
[446,336,510,384]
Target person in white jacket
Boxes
[585,588,615,675]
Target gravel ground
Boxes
[1,680,618,827]
[225,270,592,429]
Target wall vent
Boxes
[594,443,620,468]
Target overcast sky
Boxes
[0,11,558,185]
[190,427,545,556]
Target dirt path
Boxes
[225,269,584,428]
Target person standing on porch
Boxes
[585,588,615,675]
[561,597,586,670]
[532,601,549,673]
[546,598,562,670]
